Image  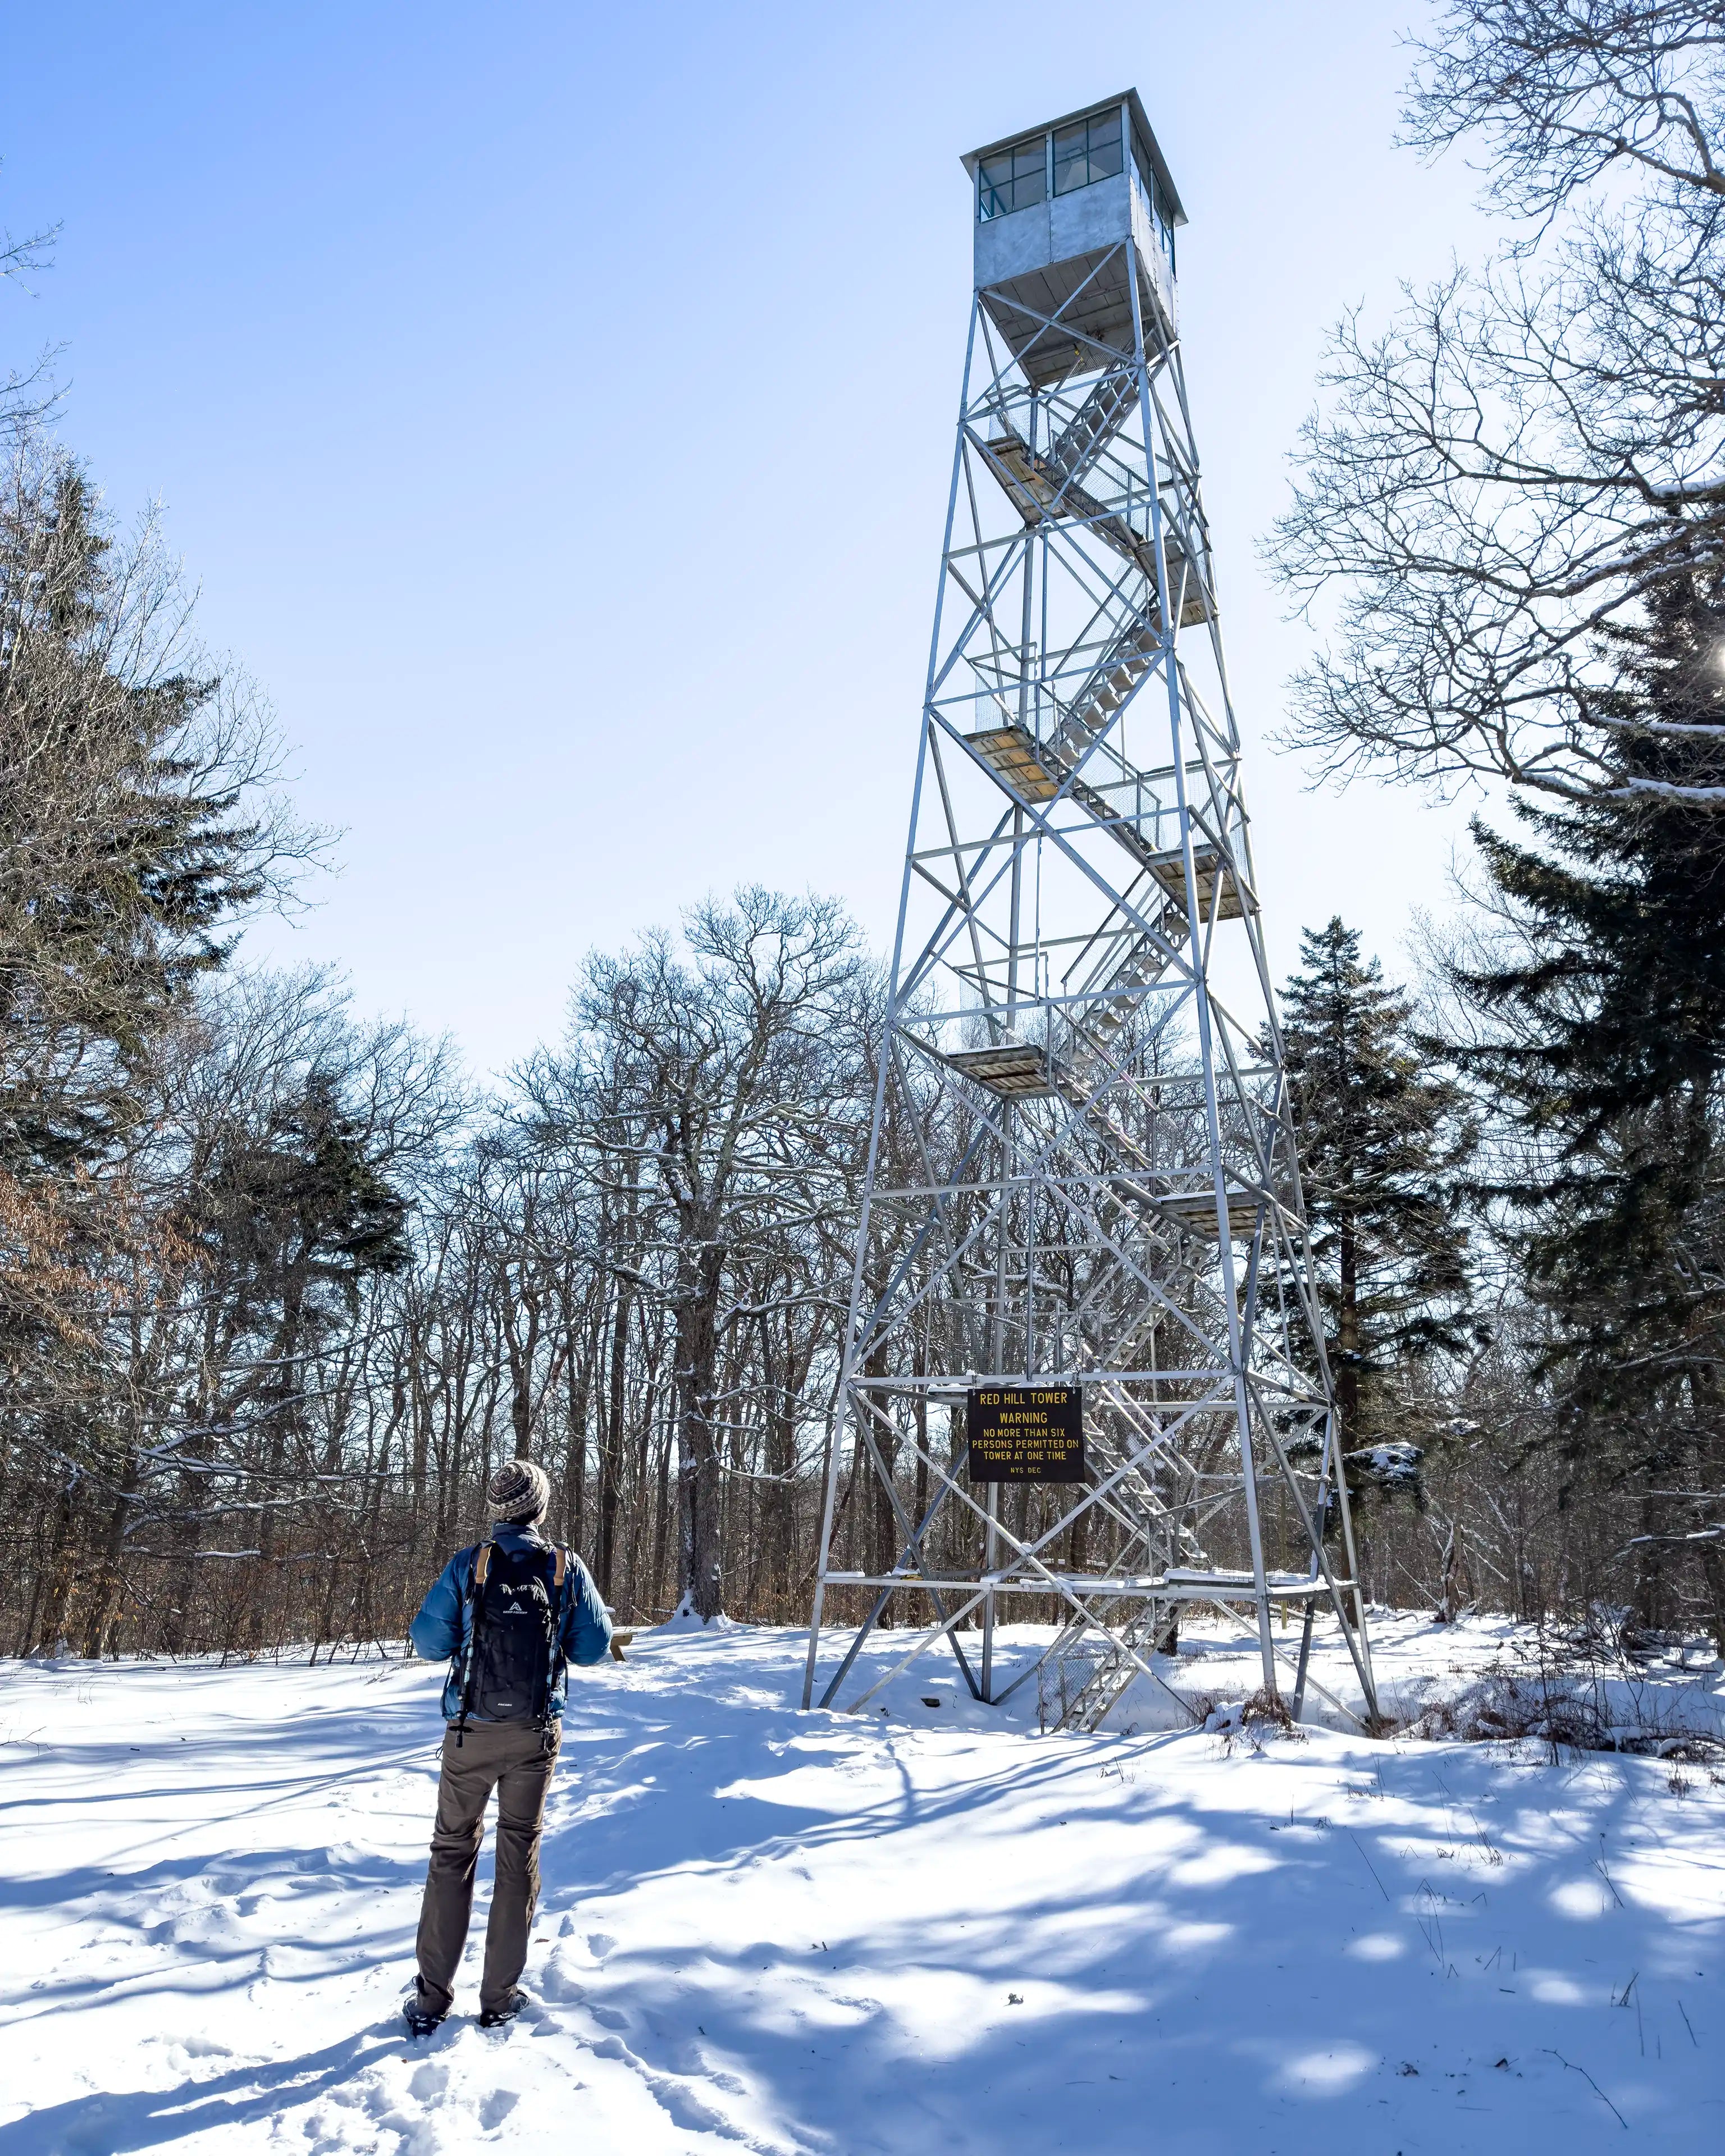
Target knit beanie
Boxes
[487,1457,550,1526]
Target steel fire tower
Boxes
[804,95,1379,1731]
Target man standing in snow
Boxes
[404,1457,614,2035]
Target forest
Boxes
[4,0,1724,1669]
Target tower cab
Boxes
[961,92,1185,387]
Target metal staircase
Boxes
[983,430,1211,628]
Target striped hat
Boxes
[487,1457,550,1525]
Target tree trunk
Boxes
[651,1402,673,1613]
[912,1391,929,1578]
[1633,1486,1662,1633]
[81,1446,140,1659]
[870,1421,901,1625]
[31,1472,78,1657]
[761,1308,800,1613]
[250,1290,302,1653]
[598,1278,632,1597]
[675,1235,725,1619]
[560,1298,591,1550]
[1335,1216,1359,1433]
[503,1270,541,1461]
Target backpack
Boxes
[454,1541,568,1734]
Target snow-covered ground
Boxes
[2,1613,1723,2153]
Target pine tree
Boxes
[1280,920,1475,1478]
[0,450,279,1183]
[1448,567,1725,1641]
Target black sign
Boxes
[966,1385,1084,1483]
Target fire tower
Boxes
[803,94,1379,1732]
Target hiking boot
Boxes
[478,1988,527,2029]
[403,1981,447,2038]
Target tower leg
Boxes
[980,1482,1000,1703]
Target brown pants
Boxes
[414,1719,560,2017]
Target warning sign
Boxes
[965,1385,1084,1483]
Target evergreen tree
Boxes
[0,452,275,1181]
[1454,568,1725,1262]
[1448,567,1725,1639]
[1280,920,1476,1473]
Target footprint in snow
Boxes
[538,1954,588,2003]
[174,2034,234,2061]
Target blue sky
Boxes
[2,2,1494,1078]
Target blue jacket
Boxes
[409,1523,614,1721]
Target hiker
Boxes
[403,1457,614,2035]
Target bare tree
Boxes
[1,176,61,443]
[1270,1,1725,808]
[526,889,869,1621]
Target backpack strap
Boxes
[453,1542,496,1748]
[533,1546,572,1740]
